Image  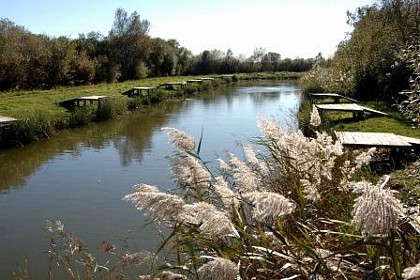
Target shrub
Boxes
[2,111,54,147]
[395,43,420,127]
[68,107,94,127]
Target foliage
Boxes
[45,220,157,279]
[395,41,420,126]
[2,111,55,147]
[0,10,314,92]
[301,0,419,102]
[68,107,94,127]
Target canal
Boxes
[0,81,301,278]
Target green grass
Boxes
[0,72,301,147]
[321,101,420,138]
[0,76,198,117]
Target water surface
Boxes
[0,81,301,278]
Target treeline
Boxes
[301,0,420,103]
[0,8,314,91]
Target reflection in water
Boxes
[0,81,301,278]
[0,101,189,193]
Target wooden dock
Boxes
[334,131,417,148]
[187,79,204,84]
[123,87,156,97]
[309,93,359,103]
[159,82,186,90]
[315,103,388,119]
[59,96,109,109]
[0,116,17,127]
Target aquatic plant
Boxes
[46,109,420,279]
[122,110,419,279]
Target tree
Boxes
[108,8,151,80]
[261,52,281,72]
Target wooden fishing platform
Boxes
[159,82,186,90]
[198,77,214,81]
[335,131,420,148]
[122,87,157,97]
[0,116,17,127]
[187,79,204,84]
[309,93,359,103]
[315,103,388,119]
[59,96,109,109]
[219,74,234,78]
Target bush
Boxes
[11,113,53,144]
[68,107,94,127]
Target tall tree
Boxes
[109,8,151,80]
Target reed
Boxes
[43,111,420,279]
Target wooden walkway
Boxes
[315,103,389,118]
[335,131,419,148]
[309,93,359,103]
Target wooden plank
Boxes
[310,93,341,98]
[398,135,420,145]
[159,82,186,90]
[159,82,186,86]
[316,103,364,112]
[360,106,389,116]
[309,93,359,103]
[334,131,412,147]
[0,116,17,123]
[0,116,18,127]
[133,86,156,90]
[78,95,108,100]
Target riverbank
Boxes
[298,95,420,139]
[0,72,300,148]
[298,93,420,198]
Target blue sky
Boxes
[1,0,373,58]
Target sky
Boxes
[1,0,374,59]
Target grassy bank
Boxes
[298,97,420,139]
[0,72,297,148]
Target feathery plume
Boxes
[46,220,64,233]
[139,271,187,279]
[243,191,295,223]
[217,158,231,173]
[301,179,320,202]
[179,202,235,236]
[170,154,211,189]
[354,147,376,170]
[123,184,185,222]
[310,106,322,127]
[402,263,420,280]
[244,145,270,175]
[228,153,262,193]
[197,257,239,280]
[213,176,240,211]
[258,118,284,141]
[351,176,404,237]
[162,127,195,152]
